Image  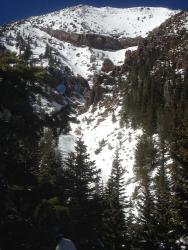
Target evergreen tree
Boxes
[103,149,128,250]
[21,39,32,62]
[153,134,183,247]
[33,128,70,250]
[64,137,101,250]
[37,128,62,186]
[154,164,180,248]
[44,43,52,58]
[170,121,188,237]
[133,134,157,249]
[0,49,71,250]
[0,49,43,250]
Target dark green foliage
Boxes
[132,135,157,249]
[64,138,102,249]
[119,12,188,248]
[21,39,32,62]
[134,134,157,182]
[127,130,187,249]
[103,149,129,250]
[120,25,188,136]
[170,121,188,235]
[33,128,70,249]
[0,49,105,250]
[0,50,71,250]
[0,50,41,250]
[154,163,182,247]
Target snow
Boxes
[59,135,75,157]
[0,5,182,199]
[59,102,142,197]
[1,5,179,81]
[32,93,64,115]
[2,22,137,80]
[30,5,178,38]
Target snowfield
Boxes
[1,5,178,80]
[30,5,178,38]
[59,103,142,197]
[2,22,137,80]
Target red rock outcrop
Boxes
[43,28,142,50]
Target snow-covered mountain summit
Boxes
[0,5,179,81]
[30,5,177,38]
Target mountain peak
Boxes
[27,5,178,39]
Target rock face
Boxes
[44,29,142,50]
[119,36,143,48]
[121,10,188,116]
[101,58,115,73]
[88,73,117,106]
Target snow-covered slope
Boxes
[1,5,178,81]
[59,100,142,197]
[1,22,137,80]
[30,5,177,38]
[0,5,182,197]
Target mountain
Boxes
[0,5,183,192]
[0,5,178,80]
[61,9,188,195]
[1,5,188,250]
[29,5,176,38]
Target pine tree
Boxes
[154,164,181,248]
[0,50,71,250]
[64,137,101,249]
[66,138,99,201]
[170,121,188,236]
[44,43,52,58]
[126,199,138,249]
[22,39,32,62]
[103,149,128,250]
[37,128,62,186]
[34,128,70,249]
[153,134,183,247]
[134,134,157,249]
[0,50,43,250]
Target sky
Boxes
[0,0,188,25]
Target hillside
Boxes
[1,6,188,250]
[29,5,176,38]
[0,5,178,81]
[0,4,186,200]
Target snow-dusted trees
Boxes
[119,15,188,248]
[132,133,185,249]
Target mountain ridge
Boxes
[1,6,187,190]
[29,5,178,38]
[0,5,179,81]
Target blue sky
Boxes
[0,0,188,25]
